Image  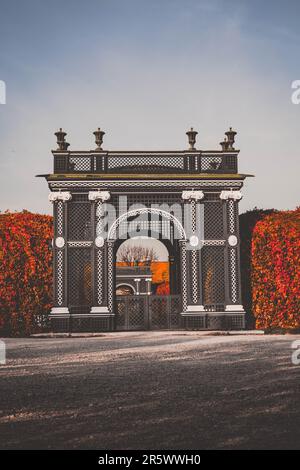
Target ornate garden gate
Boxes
[41,126,251,332]
[116,295,181,330]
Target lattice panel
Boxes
[51,318,69,332]
[68,202,92,240]
[229,248,239,303]
[188,249,200,304]
[207,315,223,330]
[170,296,181,328]
[55,201,64,236]
[128,297,145,327]
[96,249,104,305]
[227,200,237,234]
[107,242,114,312]
[69,156,92,172]
[184,316,206,330]
[72,193,89,202]
[96,201,104,235]
[201,156,222,171]
[116,298,126,328]
[55,249,64,306]
[50,180,243,189]
[68,248,92,306]
[202,246,225,305]
[223,314,245,330]
[224,155,237,172]
[150,297,168,329]
[110,193,184,242]
[54,156,67,172]
[125,219,173,239]
[108,155,185,172]
[204,192,221,201]
[111,194,183,216]
[204,202,224,239]
[71,317,110,332]
[180,241,188,311]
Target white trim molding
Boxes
[90,306,110,314]
[225,305,245,312]
[49,180,243,190]
[50,307,70,315]
[185,305,206,313]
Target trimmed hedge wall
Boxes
[251,208,300,330]
[1,208,299,335]
[0,211,53,336]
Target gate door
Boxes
[116,295,181,330]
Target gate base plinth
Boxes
[182,313,245,330]
[51,315,114,333]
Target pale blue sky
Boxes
[0,0,299,214]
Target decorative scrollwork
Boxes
[49,191,72,202]
[88,191,110,202]
[220,190,242,201]
[182,190,204,201]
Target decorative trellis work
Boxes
[68,248,92,307]
[46,126,248,331]
[202,246,226,307]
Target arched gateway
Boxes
[40,127,250,332]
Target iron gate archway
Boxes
[47,126,247,332]
[110,208,185,330]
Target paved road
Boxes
[0,332,300,449]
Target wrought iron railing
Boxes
[53,152,238,174]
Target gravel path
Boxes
[0,331,300,449]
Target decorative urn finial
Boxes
[54,128,69,151]
[93,128,105,150]
[220,137,229,151]
[186,127,198,151]
[224,127,237,150]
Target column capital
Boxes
[88,190,110,202]
[49,191,72,203]
[220,190,242,201]
[182,190,204,201]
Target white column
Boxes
[181,191,205,313]
[145,278,152,295]
[89,191,111,314]
[134,278,141,295]
[220,190,245,313]
[48,191,72,316]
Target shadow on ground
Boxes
[0,333,299,449]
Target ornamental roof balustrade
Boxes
[51,127,239,175]
[53,151,238,175]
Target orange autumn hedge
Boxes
[251,208,300,330]
[1,208,300,335]
[0,211,53,336]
